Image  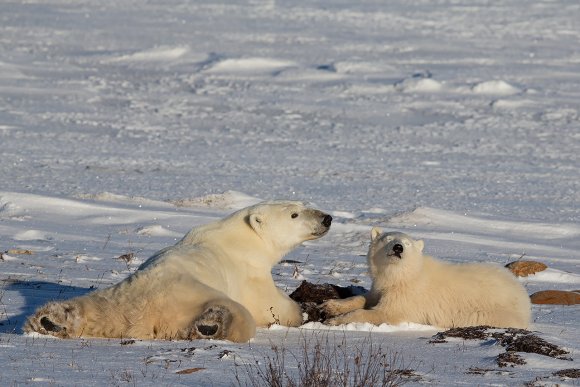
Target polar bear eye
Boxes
[291,213,299,219]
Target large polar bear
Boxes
[25,201,332,342]
[323,229,531,329]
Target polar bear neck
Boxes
[369,252,426,291]
[178,212,285,267]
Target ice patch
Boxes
[518,352,574,369]
[0,61,28,79]
[0,253,17,261]
[75,192,171,207]
[22,331,58,339]
[388,207,580,240]
[135,225,182,237]
[74,254,102,263]
[0,197,22,217]
[13,230,52,241]
[363,208,389,214]
[331,210,356,219]
[300,321,437,332]
[491,99,536,109]
[108,46,190,63]
[170,190,262,210]
[206,57,297,74]
[471,80,521,95]
[333,61,397,74]
[522,268,580,284]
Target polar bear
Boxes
[323,229,531,329]
[25,201,332,342]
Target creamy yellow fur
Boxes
[324,229,531,329]
[25,201,332,341]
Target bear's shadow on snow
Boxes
[0,279,93,334]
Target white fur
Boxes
[324,229,531,329]
[25,201,332,341]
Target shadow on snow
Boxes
[0,279,93,334]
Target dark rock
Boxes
[289,280,367,323]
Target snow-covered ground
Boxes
[1,0,579,385]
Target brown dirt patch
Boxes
[497,352,526,367]
[553,368,580,378]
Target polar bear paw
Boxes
[24,302,82,338]
[191,305,233,340]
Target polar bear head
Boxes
[367,228,425,282]
[247,201,332,254]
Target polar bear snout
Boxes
[313,212,332,235]
[322,214,333,228]
[392,243,404,258]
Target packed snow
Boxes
[1,0,579,386]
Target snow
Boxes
[1,0,579,385]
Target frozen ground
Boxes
[1,0,579,385]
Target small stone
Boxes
[505,261,547,277]
[530,290,580,305]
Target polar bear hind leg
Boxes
[24,301,84,338]
[189,299,256,343]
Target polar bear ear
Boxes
[415,239,424,252]
[371,227,382,241]
[249,213,263,232]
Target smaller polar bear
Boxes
[25,201,332,342]
[323,229,531,329]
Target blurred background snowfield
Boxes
[0,0,579,385]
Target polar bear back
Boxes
[407,255,531,328]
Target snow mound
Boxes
[206,57,297,75]
[472,80,521,95]
[169,191,262,210]
[396,78,443,93]
[13,230,52,241]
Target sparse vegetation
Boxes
[553,368,580,378]
[235,332,417,387]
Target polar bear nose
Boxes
[393,244,404,257]
[322,214,333,227]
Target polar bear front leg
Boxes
[325,308,388,326]
[320,295,366,318]
[24,301,85,338]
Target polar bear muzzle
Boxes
[392,243,404,258]
[322,214,332,227]
[311,211,332,236]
